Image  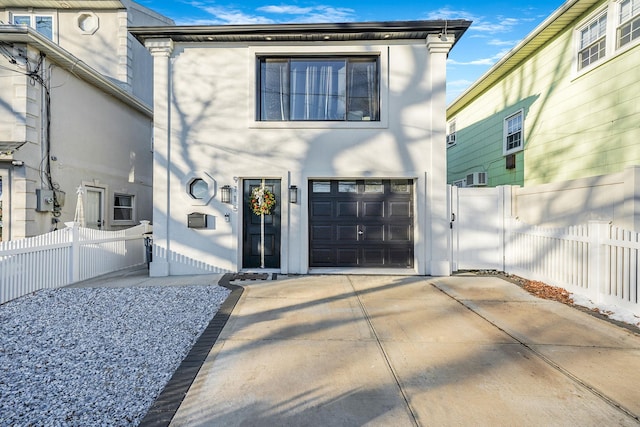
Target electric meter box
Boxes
[36,189,55,212]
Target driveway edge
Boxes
[139,274,244,426]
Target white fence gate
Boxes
[0,221,152,304]
[450,186,511,271]
[451,185,640,317]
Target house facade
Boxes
[0,1,172,240]
[446,0,640,228]
[132,20,471,276]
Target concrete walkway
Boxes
[160,274,640,426]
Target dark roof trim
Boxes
[130,20,471,48]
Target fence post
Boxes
[140,220,152,234]
[65,222,80,283]
[588,220,610,303]
[503,216,513,274]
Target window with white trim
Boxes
[446,119,457,147]
[258,56,379,121]
[113,194,135,222]
[10,13,55,40]
[578,12,607,70]
[503,110,523,155]
[618,0,640,47]
[576,1,640,73]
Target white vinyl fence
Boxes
[0,221,152,304]
[505,218,639,315]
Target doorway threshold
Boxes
[308,268,417,276]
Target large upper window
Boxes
[504,110,523,155]
[259,56,379,121]
[618,0,640,47]
[578,13,607,70]
[11,13,54,40]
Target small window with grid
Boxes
[578,13,607,70]
[504,110,523,155]
[113,194,134,222]
[446,119,457,147]
[618,0,640,48]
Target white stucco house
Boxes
[132,20,471,276]
[0,1,172,240]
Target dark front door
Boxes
[309,179,414,268]
[243,179,281,268]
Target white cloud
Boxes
[257,5,313,14]
[447,48,510,66]
[259,5,355,23]
[198,6,275,25]
[487,38,518,47]
[447,79,474,88]
[424,7,526,35]
[176,3,355,25]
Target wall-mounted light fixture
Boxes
[289,185,298,204]
[220,185,232,204]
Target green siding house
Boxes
[447,0,640,189]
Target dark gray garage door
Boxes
[309,179,414,268]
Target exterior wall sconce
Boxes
[220,185,232,204]
[289,185,298,204]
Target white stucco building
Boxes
[0,1,173,240]
[132,20,471,276]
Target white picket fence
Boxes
[0,221,152,304]
[505,218,639,315]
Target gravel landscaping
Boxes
[0,285,230,426]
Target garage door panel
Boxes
[389,201,411,218]
[363,248,384,264]
[363,225,384,241]
[389,225,412,241]
[389,248,413,266]
[337,225,358,241]
[310,248,335,265]
[309,179,414,268]
[311,225,333,240]
[363,201,384,218]
[311,201,332,217]
[337,248,358,264]
[337,201,358,217]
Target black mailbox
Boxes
[188,212,207,229]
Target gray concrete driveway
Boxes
[169,274,640,426]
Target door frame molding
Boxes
[83,182,107,229]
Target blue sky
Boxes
[139,0,564,103]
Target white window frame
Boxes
[248,45,389,130]
[503,109,524,156]
[9,11,56,41]
[257,55,380,122]
[577,11,608,71]
[113,193,136,224]
[574,1,640,75]
[617,0,640,48]
[446,119,457,147]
